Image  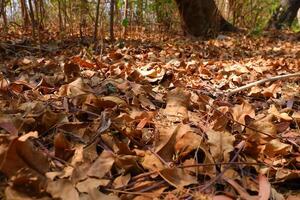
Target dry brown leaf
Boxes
[245,115,277,158]
[76,178,110,193]
[112,173,131,188]
[155,124,179,162]
[213,195,233,200]
[63,61,80,82]
[268,105,292,121]
[18,131,38,141]
[231,101,255,132]
[225,178,257,200]
[0,135,49,192]
[80,188,120,200]
[174,126,203,158]
[115,154,143,173]
[41,109,68,131]
[275,168,300,181]
[47,179,80,200]
[163,87,190,123]
[270,188,284,200]
[159,168,197,188]
[142,150,165,171]
[54,132,74,161]
[262,83,280,98]
[87,150,115,179]
[286,194,300,200]
[263,139,292,157]
[206,129,235,163]
[258,174,271,200]
[0,115,18,135]
[58,77,93,97]
[5,186,51,200]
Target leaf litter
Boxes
[1,31,300,199]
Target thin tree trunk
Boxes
[137,0,143,24]
[34,0,42,51]
[62,0,68,29]
[79,0,84,40]
[0,0,8,31]
[68,0,73,35]
[39,0,45,28]
[122,0,128,37]
[93,0,101,42]
[58,0,63,31]
[28,0,36,39]
[20,0,30,29]
[79,0,88,41]
[298,8,300,27]
[110,0,115,41]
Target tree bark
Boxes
[122,0,128,37]
[20,0,30,29]
[58,0,63,31]
[28,0,36,39]
[110,0,115,41]
[0,0,8,31]
[79,0,88,41]
[298,8,300,26]
[267,0,300,30]
[175,0,236,37]
[93,0,101,42]
[137,0,143,24]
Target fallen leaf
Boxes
[47,179,80,200]
[206,129,235,162]
[231,101,255,132]
[87,150,115,179]
[258,174,271,200]
[159,168,197,188]
[163,87,190,123]
[76,178,110,193]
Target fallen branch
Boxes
[227,72,300,96]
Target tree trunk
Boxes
[122,0,128,37]
[175,0,236,37]
[28,0,36,39]
[58,0,63,31]
[34,0,42,51]
[39,0,46,28]
[93,0,101,42]
[298,8,300,26]
[267,0,300,30]
[0,0,8,31]
[110,0,115,41]
[137,0,143,24]
[79,0,88,41]
[20,0,30,29]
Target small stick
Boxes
[227,72,300,96]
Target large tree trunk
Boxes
[267,0,300,30]
[175,0,236,37]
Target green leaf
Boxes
[122,18,129,27]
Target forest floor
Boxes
[1,30,300,200]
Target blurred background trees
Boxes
[0,0,299,40]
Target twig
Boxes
[35,140,75,168]
[227,72,300,96]
[177,161,267,169]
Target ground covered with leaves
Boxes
[1,31,300,200]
